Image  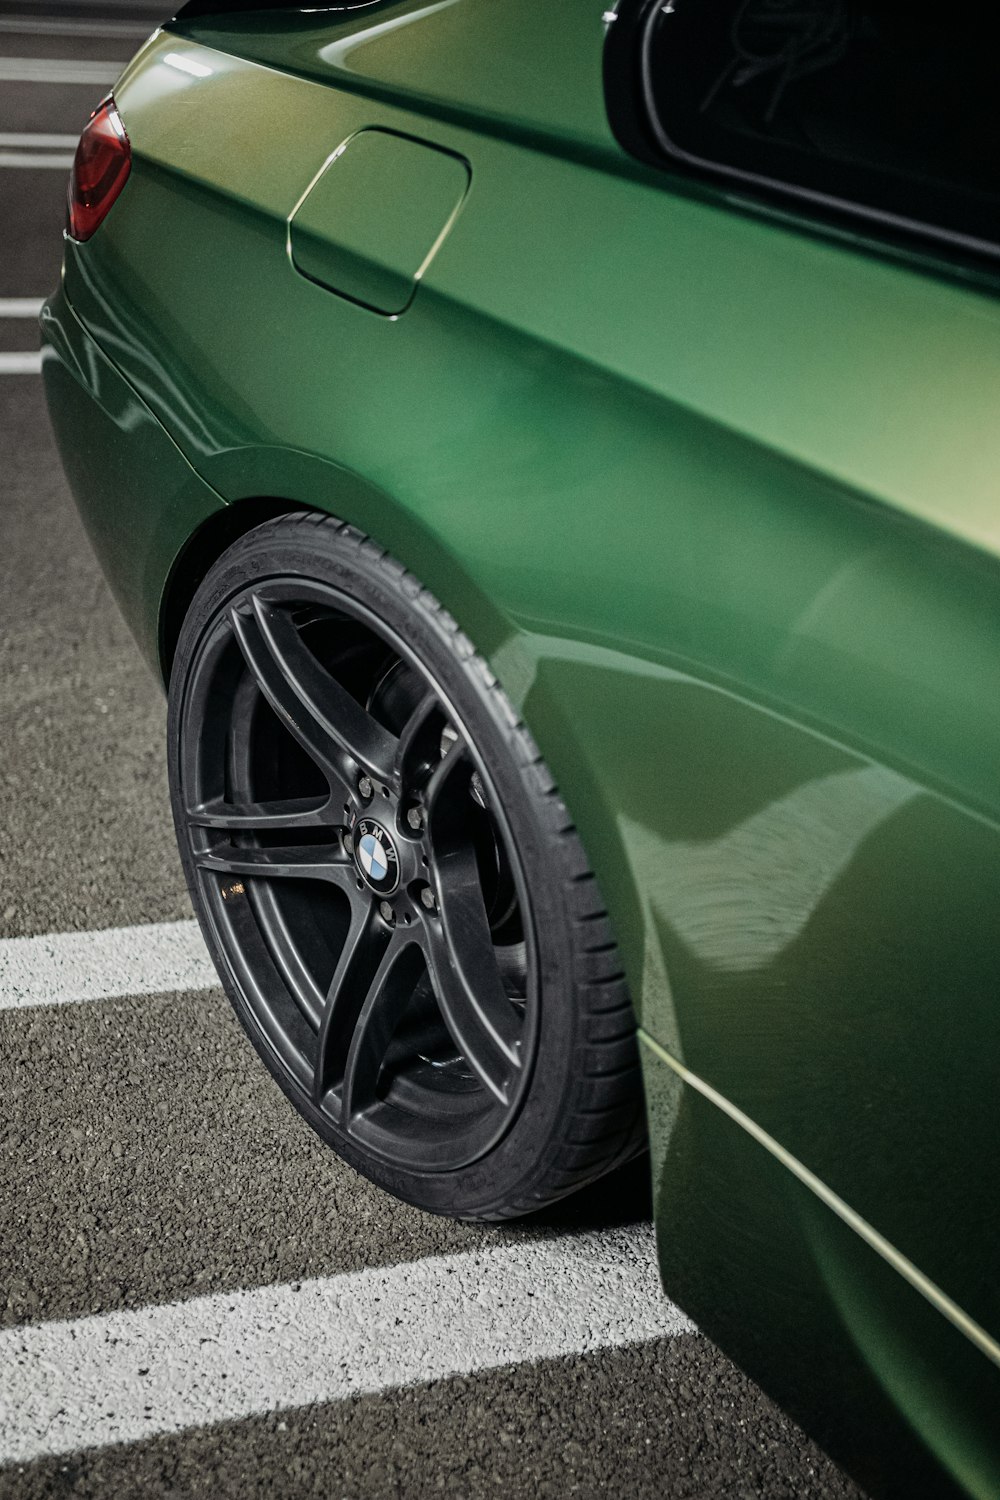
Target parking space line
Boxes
[0,57,122,85]
[0,17,153,38]
[0,297,44,316]
[0,133,77,148]
[0,150,74,168]
[0,352,43,374]
[0,919,216,1009]
[0,1225,693,1466]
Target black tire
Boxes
[167,512,645,1220]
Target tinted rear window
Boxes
[639,0,999,257]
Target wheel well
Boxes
[158,497,318,684]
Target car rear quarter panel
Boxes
[51,3,1000,1491]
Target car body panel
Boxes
[40,292,224,660]
[105,23,1000,558]
[42,2,1000,1494]
[641,1040,1000,1500]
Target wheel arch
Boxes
[158,496,316,685]
[157,457,518,691]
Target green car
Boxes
[42,1,1000,1494]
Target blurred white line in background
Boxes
[0,150,75,168]
[0,57,121,85]
[0,298,44,316]
[0,1226,694,1465]
[0,919,215,1009]
[0,352,43,374]
[0,133,77,148]
[0,17,153,37]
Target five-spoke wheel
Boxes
[169,516,643,1218]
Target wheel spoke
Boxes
[186,794,339,831]
[341,937,425,1120]
[423,851,522,1104]
[392,691,443,792]
[230,595,396,791]
[313,904,390,1102]
[195,841,351,882]
[421,743,523,1102]
[248,879,332,1030]
[423,730,468,816]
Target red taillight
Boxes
[67,96,131,242]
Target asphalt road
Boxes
[0,17,866,1498]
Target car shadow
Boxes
[518,1152,653,1233]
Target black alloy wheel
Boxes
[168,514,645,1219]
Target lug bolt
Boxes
[379,900,395,924]
[406,805,423,831]
[358,775,373,800]
[343,832,354,855]
[420,886,436,912]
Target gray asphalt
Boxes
[0,20,864,1499]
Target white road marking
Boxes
[0,297,44,316]
[0,150,74,169]
[0,17,153,37]
[0,1225,693,1465]
[0,57,122,85]
[0,919,216,1010]
[0,352,42,374]
[0,132,78,148]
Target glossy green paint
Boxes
[640,1041,1000,1500]
[42,2,1000,1494]
[40,295,224,659]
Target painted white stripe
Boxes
[0,57,122,84]
[0,1225,692,1465]
[0,18,153,38]
[0,132,78,148]
[0,352,42,374]
[0,150,75,168]
[0,298,44,316]
[0,919,216,1010]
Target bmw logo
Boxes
[353,819,399,895]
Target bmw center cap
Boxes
[354,819,400,895]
